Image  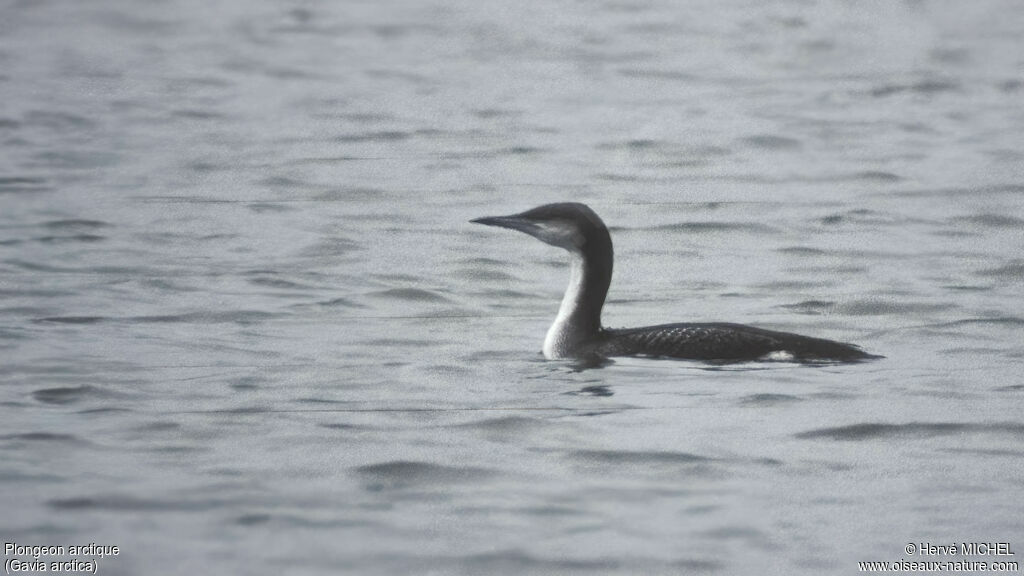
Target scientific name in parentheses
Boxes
[917,543,1015,556]
[6,558,97,573]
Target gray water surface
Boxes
[2,0,1023,574]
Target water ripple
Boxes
[355,460,496,489]
[796,422,1024,441]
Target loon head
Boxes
[470,202,609,254]
[472,202,614,358]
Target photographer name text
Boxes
[907,542,1014,556]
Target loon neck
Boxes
[543,244,613,358]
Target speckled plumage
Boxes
[596,323,870,362]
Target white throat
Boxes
[543,252,587,359]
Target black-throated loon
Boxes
[471,202,877,363]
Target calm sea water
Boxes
[2,0,1023,574]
